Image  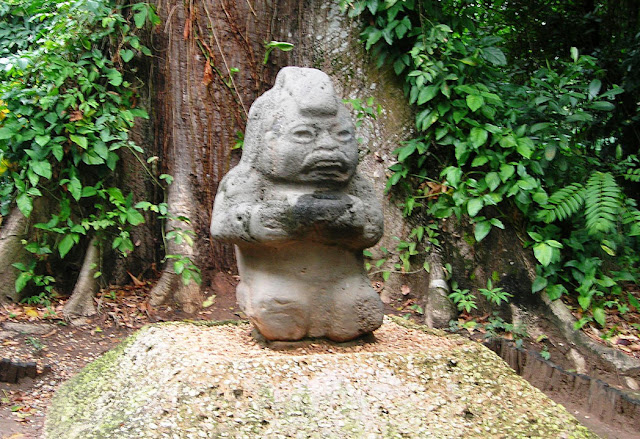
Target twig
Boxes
[245,0,257,17]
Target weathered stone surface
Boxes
[2,322,51,335]
[211,67,384,342]
[45,319,596,439]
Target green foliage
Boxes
[263,41,294,64]
[0,0,198,298]
[448,283,477,313]
[342,0,640,327]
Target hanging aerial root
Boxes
[424,249,457,328]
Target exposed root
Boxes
[0,208,29,304]
[63,237,100,325]
[148,175,203,313]
[541,291,640,373]
[424,249,456,328]
[149,270,202,314]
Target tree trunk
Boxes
[145,0,420,311]
[0,208,29,304]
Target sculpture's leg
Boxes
[326,275,383,342]
[241,282,310,341]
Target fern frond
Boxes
[622,207,640,236]
[539,183,585,223]
[584,172,622,235]
[623,168,640,182]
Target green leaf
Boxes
[365,29,383,50]
[516,137,534,159]
[443,167,463,188]
[15,271,30,293]
[58,234,76,258]
[532,276,548,293]
[134,8,148,28]
[530,123,550,134]
[52,144,63,161]
[546,284,567,301]
[396,142,416,162]
[30,161,52,179]
[35,135,50,147]
[467,198,484,217]
[532,191,548,205]
[592,307,606,327]
[628,293,640,310]
[533,243,553,266]
[70,134,88,149]
[417,85,439,105]
[469,127,488,148]
[105,68,123,86]
[578,294,592,311]
[482,47,507,66]
[127,209,145,226]
[68,177,82,201]
[544,144,557,160]
[499,135,517,149]
[570,47,579,62]
[120,49,134,62]
[94,142,109,160]
[589,101,615,111]
[0,126,16,140]
[499,164,515,182]
[485,172,500,192]
[474,221,491,242]
[471,155,488,167]
[588,79,601,99]
[16,193,33,217]
[489,218,504,229]
[466,95,484,112]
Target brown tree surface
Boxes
[1,0,417,316]
[139,0,418,313]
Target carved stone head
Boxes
[243,67,358,185]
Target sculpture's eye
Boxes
[334,129,353,142]
[290,127,315,143]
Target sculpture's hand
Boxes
[248,202,292,241]
[292,192,353,224]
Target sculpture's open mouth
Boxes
[309,159,344,170]
[302,152,351,176]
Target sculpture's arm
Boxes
[211,172,292,243]
[287,175,383,249]
[336,174,384,249]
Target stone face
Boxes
[211,67,384,341]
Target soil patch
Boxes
[1,284,639,438]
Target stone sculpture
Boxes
[210,67,384,342]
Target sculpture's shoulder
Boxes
[216,164,261,202]
[347,172,379,201]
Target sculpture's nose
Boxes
[316,130,337,150]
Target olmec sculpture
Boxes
[211,67,384,341]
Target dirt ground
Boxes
[1,281,639,439]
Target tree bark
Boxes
[63,237,100,324]
[146,0,419,311]
[0,208,29,304]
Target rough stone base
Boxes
[45,318,595,439]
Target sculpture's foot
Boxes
[326,284,383,342]
[249,297,310,341]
